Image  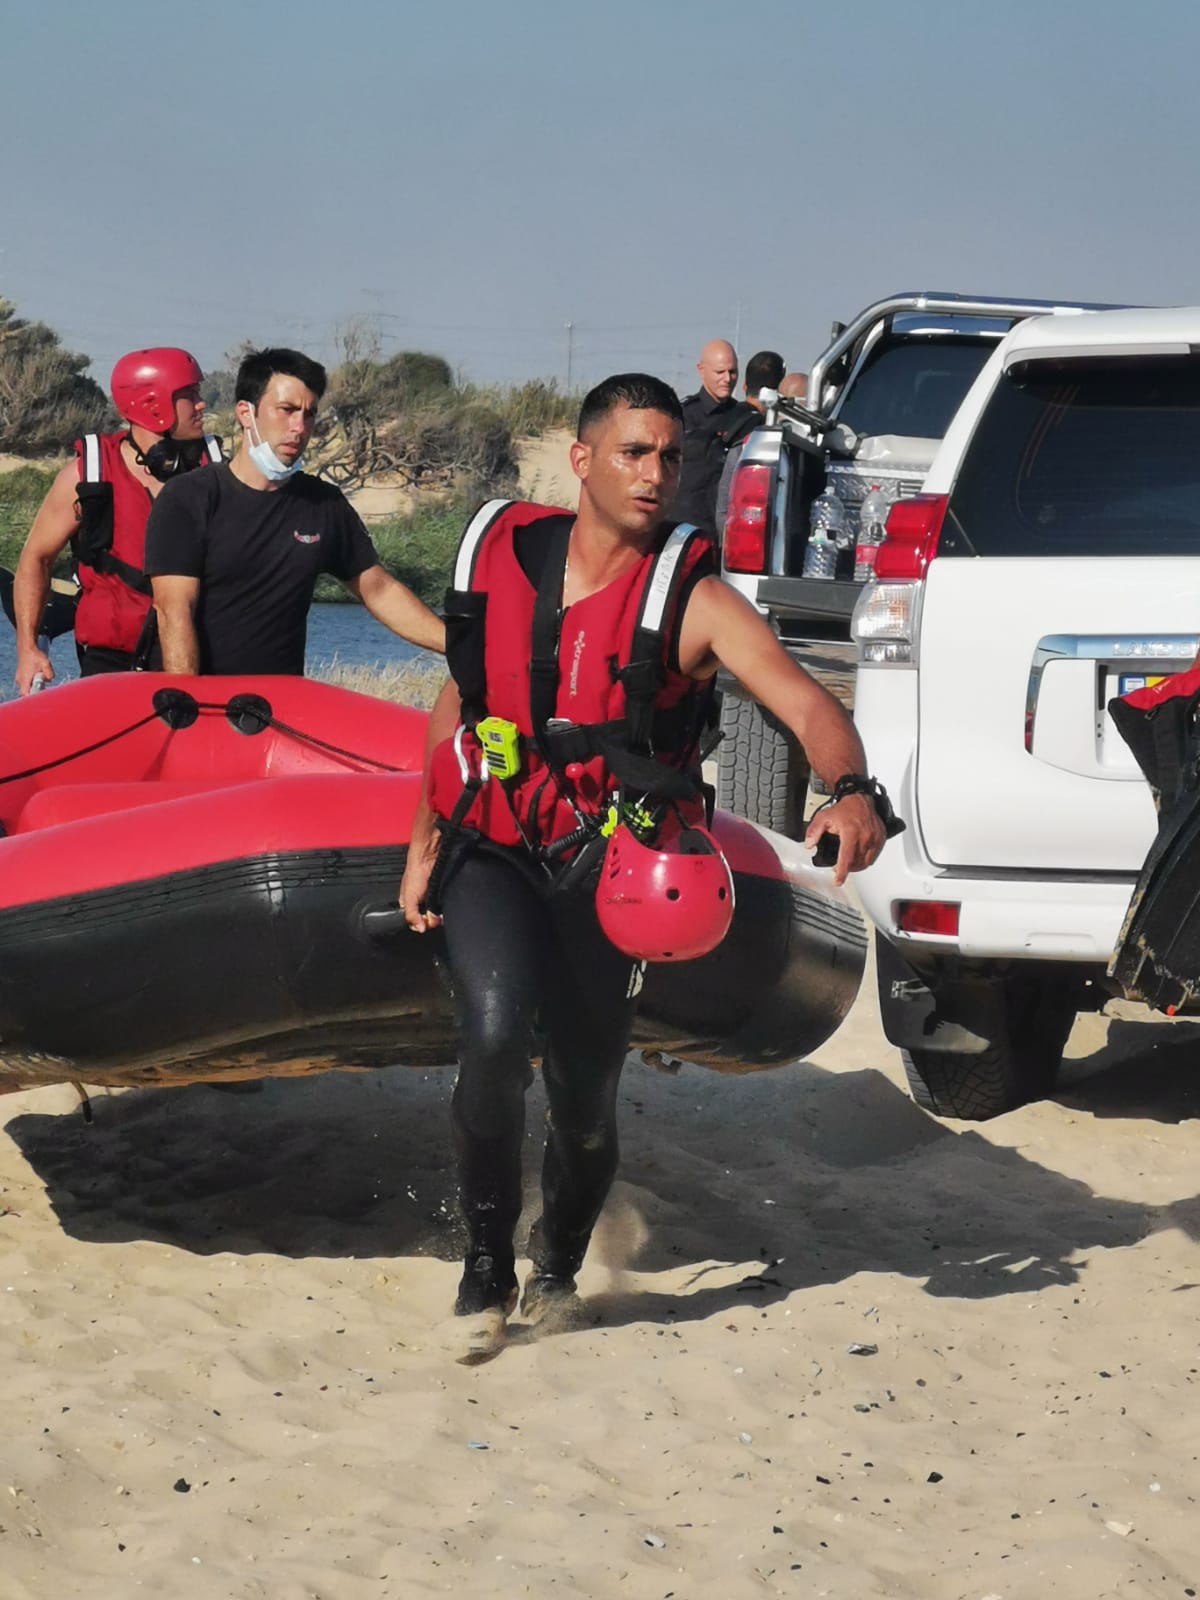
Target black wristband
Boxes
[831,772,877,802]
[820,773,906,839]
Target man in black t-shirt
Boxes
[144,347,444,674]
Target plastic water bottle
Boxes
[854,484,890,582]
[803,486,844,580]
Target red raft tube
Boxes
[0,676,867,1091]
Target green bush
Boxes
[314,498,469,608]
[0,465,58,568]
[461,377,579,438]
[0,300,110,456]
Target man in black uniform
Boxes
[144,348,444,673]
[671,339,757,532]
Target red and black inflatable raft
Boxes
[0,675,867,1091]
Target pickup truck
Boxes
[716,291,1120,836]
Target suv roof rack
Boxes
[808,291,1139,415]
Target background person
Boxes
[144,348,444,674]
[672,339,757,532]
[400,373,887,1350]
[12,348,217,692]
[714,349,786,535]
[779,371,809,401]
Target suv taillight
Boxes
[851,494,948,667]
[873,495,948,581]
[723,463,771,572]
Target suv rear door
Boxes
[915,347,1200,872]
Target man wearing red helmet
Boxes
[398,373,893,1356]
[11,347,218,693]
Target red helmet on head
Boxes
[596,820,735,963]
[110,348,203,433]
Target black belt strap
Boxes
[528,517,573,762]
[92,550,153,596]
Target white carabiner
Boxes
[453,723,487,786]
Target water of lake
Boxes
[0,602,421,701]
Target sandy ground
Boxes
[338,431,576,523]
[515,429,576,510]
[3,938,1200,1599]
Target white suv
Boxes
[850,304,1195,1119]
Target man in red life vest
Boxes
[400,373,889,1350]
[12,347,220,692]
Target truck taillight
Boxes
[873,495,948,581]
[896,900,960,937]
[852,494,948,666]
[723,463,771,572]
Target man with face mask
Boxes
[144,347,444,674]
[11,347,221,692]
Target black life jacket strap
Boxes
[539,716,701,801]
[619,521,705,747]
[75,433,153,594]
[99,552,153,595]
[443,499,519,727]
[422,774,486,916]
[528,516,573,760]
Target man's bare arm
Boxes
[400,675,461,931]
[680,575,885,882]
[12,461,80,693]
[151,575,202,674]
[345,565,446,654]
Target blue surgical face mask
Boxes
[245,404,305,482]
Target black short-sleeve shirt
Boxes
[144,464,379,674]
[672,391,758,532]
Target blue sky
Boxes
[2,0,1197,396]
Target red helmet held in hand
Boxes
[110,348,203,433]
[596,820,735,963]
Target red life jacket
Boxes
[428,500,713,853]
[72,431,221,655]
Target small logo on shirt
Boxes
[293,530,321,545]
[567,628,586,697]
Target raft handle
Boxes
[152,688,200,730]
[225,693,274,736]
[358,903,410,942]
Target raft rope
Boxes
[0,689,409,787]
[0,710,163,786]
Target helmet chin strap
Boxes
[126,430,203,482]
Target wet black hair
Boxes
[577,372,682,440]
[745,350,785,395]
[235,347,328,407]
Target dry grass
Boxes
[311,653,446,709]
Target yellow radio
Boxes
[475,716,522,780]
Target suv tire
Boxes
[716,694,810,840]
[900,970,1078,1121]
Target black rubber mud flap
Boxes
[1109,787,1200,1012]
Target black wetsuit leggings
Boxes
[440,847,643,1282]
